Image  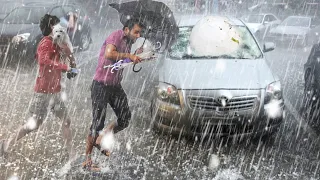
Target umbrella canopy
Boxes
[109,0,179,50]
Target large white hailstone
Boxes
[189,16,241,56]
[25,116,37,130]
[100,132,115,152]
[208,154,220,170]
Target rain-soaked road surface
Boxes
[0,27,320,180]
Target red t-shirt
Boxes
[34,36,68,93]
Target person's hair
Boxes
[123,18,145,31]
[39,14,60,36]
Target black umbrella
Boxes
[109,0,179,72]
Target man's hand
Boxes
[129,54,142,64]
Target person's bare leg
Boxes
[4,117,43,153]
[62,118,74,156]
[83,134,95,167]
[55,105,74,159]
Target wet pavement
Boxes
[0,27,320,180]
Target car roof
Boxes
[23,1,78,8]
[176,15,245,27]
[286,16,312,19]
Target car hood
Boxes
[0,23,40,36]
[270,25,309,35]
[159,58,276,90]
[246,23,261,32]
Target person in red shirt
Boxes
[0,14,76,159]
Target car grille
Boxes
[188,96,257,112]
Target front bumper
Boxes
[152,90,285,137]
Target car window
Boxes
[266,15,277,22]
[50,7,65,17]
[4,7,49,24]
[74,7,87,20]
[0,1,22,19]
[281,17,311,27]
[62,5,75,15]
[263,15,270,22]
[247,15,264,23]
[169,26,262,60]
[311,18,320,27]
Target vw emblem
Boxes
[216,96,228,107]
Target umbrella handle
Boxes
[133,64,142,72]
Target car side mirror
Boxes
[311,24,316,28]
[263,21,269,25]
[263,42,275,53]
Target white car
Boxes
[244,13,281,39]
[149,15,285,138]
[267,16,314,47]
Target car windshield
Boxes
[247,15,264,23]
[169,26,262,60]
[4,7,48,24]
[281,17,310,27]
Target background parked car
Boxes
[243,13,281,39]
[305,18,320,46]
[266,16,319,47]
[0,0,23,20]
[0,1,92,67]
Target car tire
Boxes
[79,33,91,51]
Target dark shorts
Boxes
[90,80,131,136]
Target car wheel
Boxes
[80,33,91,51]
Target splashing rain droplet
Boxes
[100,132,115,152]
[8,175,19,180]
[265,100,282,119]
[208,154,220,170]
[61,91,67,101]
[126,140,132,151]
[25,116,37,130]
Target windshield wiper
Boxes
[180,54,238,59]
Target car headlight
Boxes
[12,33,30,44]
[264,81,282,103]
[156,82,180,105]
